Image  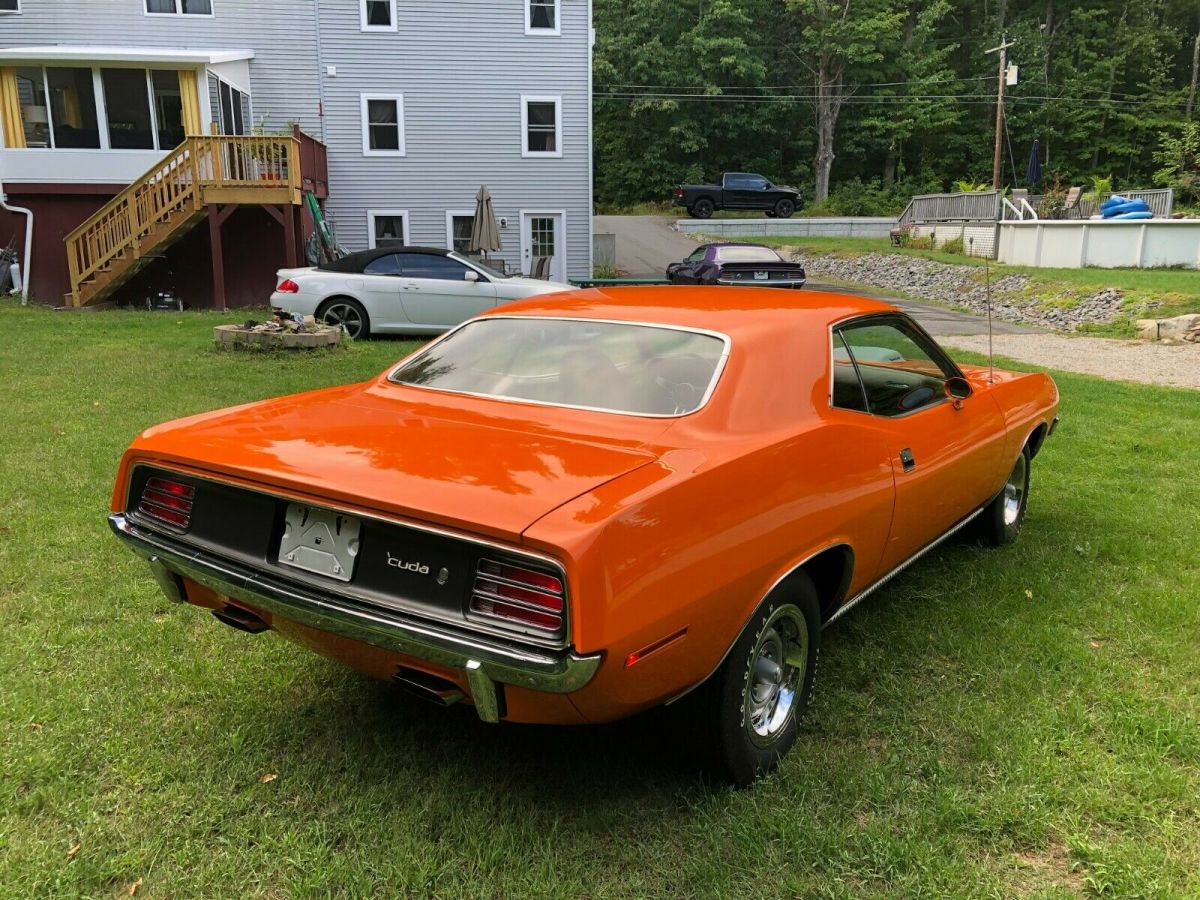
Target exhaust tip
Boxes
[212,605,271,634]
[393,666,465,707]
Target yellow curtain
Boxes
[177,69,202,138]
[0,67,25,149]
[62,85,82,128]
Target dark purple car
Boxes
[666,243,807,290]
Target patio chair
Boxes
[531,256,551,279]
[1061,186,1083,219]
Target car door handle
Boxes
[899,448,916,472]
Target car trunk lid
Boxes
[128,385,661,542]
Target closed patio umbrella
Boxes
[469,185,502,259]
[1025,139,1042,186]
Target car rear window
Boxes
[715,246,780,263]
[389,318,729,416]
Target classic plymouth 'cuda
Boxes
[110,287,1059,784]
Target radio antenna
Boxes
[970,236,996,384]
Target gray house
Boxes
[0,0,593,305]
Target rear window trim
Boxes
[386,314,733,419]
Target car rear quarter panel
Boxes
[523,329,896,723]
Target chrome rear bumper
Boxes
[109,514,601,722]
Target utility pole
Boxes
[986,36,1016,189]
[1187,33,1199,120]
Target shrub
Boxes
[941,235,965,255]
[1153,122,1200,205]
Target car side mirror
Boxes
[464,270,479,283]
[944,376,972,409]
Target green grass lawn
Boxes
[2,302,1198,897]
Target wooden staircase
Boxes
[64,134,303,307]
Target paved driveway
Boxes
[592,215,1033,338]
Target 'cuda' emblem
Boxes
[387,552,430,575]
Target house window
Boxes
[368,211,410,248]
[526,0,559,34]
[361,94,405,156]
[47,68,101,149]
[15,67,51,147]
[361,0,396,31]
[102,69,156,149]
[0,0,20,13]
[146,0,213,15]
[151,70,185,148]
[12,65,192,151]
[521,96,561,157]
[446,212,476,253]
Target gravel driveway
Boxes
[942,333,1200,390]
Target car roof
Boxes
[486,286,897,337]
[319,246,452,272]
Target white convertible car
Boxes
[271,247,572,338]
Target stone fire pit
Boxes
[214,323,343,350]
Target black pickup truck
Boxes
[672,173,802,219]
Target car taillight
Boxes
[137,476,195,531]
[277,278,300,293]
[674,187,684,198]
[470,558,565,634]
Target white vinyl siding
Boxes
[360,0,396,32]
[521,95,561,158]
[361,93,405,156]
[525,0,559,35]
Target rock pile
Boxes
[1134,313,1200,344]
[785,250,1130,330]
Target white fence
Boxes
[998,220,1200,269]
[675,217,896,239]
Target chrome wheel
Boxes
[321,301,365,339]
[1003,453,1028,526]
[744,605,808,747]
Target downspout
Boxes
[0,172,33,305]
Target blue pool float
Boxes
[1109,210,1153,220]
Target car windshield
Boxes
[390,318,729,416]
[716,246,779,263]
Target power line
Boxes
[593,91,1182,108]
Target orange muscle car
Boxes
[110,287,1059,784]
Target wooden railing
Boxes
[65,134,301,303]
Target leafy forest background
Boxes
[592,0,1200,215]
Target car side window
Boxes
[834,318,956,417]
[830,332,869,412]
[395,254,472,281]
[363,253,402,275]
[686,248,707,264]
[724,174,748,189]
[748,176,769,190]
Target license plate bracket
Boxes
[278,503,361,582]
[754,271,769,280]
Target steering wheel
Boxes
[651,354,713,414]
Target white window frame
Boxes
[518,209,568,282]
[0,0,21,15]
[367,210,411,249]
[524,0,560,35]
[520,95,562,159]
[360,93,405,157]
[444,209,476,253]
[360,0,397,32]
[144,0,215,17]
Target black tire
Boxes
[765,210,777,218]
[683,573,821,787]
[978,445,1031,546]
[774,198,796,219]
[317,297,370,340]
[693,198,715,219]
